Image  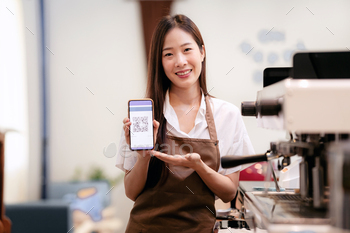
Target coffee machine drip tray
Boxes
[244,191,331,232]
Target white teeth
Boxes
[176,70,191,75]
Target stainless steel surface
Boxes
[243,191,330,232]
[328,141,350,230]
[246,192,327,222]
[312,156,325,208]
[299,157,309,199]
[269,161,280,192]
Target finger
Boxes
[152,120,160,144]
[153,119,160,128]
[151,151,183,164]
[123,117,129,124]
[154,154,172,163]
[153,120,160,133]
[149,150,164,156]
[123,122,132,132]
[149,150,167,158]
[147,150,156,156]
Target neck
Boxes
[169,83,201,107]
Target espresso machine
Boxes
[222,51,350,232]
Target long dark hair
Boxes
[145,14,210,188]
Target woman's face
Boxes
[162,27,205,90]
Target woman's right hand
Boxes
[123,117,160,160]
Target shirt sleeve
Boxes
[222,133,255,175]
[219,113,256,176]
[115,129,139,172]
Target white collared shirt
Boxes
[116,90,255,176]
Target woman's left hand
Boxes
[148,150,203,170]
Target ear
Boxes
[201,45,206,62]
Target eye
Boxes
[184,48,192,52]
[164,53,172,57]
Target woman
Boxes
[116,14,255,232]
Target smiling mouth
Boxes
[175,70,192,75]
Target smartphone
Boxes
[128,99,154,151]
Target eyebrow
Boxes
[162,42,192,51]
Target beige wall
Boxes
[45,0,146,182]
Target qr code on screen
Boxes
[133,116,148,132]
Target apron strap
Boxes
[204,94,218,141]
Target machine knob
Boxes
[242,100,282,117]
[258,100,282,116]
[241,101,257,117]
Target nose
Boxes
[175,53,187,67]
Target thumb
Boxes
[153,120,160,142]
[153,119,160,131]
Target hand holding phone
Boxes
[127,99,154,151]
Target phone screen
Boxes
[128,99,154,150]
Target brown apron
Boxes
[125,94,220,233]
